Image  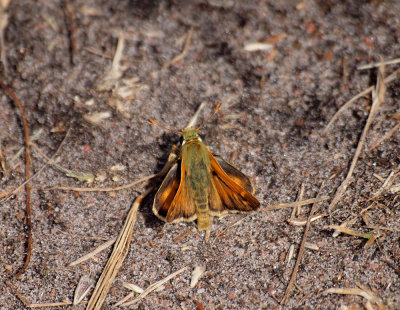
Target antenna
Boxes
[148,119,182,135]
[196,103,221,131]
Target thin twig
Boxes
[0,129,71,201]
[117,267,188,307]
[45,174,156,192]
[280,182,325,305]
[324,225,374,239]
[86,185,154,310]
[358,58,400,70]
[371,170,400,199]
[328,62,386,212]
[210,215,248,245]
[69,238,117,266]
[162,26,194,69]
[261,196,330,211]
[64,0,77,65]
[288,213,327,226]
[6,281,74,308]
[29,302,74,308]
[84,46,139,63]
[30,141,93,182]
[324,287,382,304]
[193,299,206,310]
[291,183,305,219]
[5,280,30,307]
[9,128,42,165]
[0,80,33,278]
[323,69,398,134]
[367,122,400,153]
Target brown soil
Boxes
[1,1,400,309]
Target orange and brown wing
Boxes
[153,162,180,221]
[153,159,196,223]
[213,155,254,193]
[208,152,260,215]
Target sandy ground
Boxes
[1,0,400,309]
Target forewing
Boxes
[166,154,197,223]
[153,162,181,221]
[209,152,260,215]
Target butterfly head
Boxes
[149,103,220,144]
[181,127,202,145]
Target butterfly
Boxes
[150,104,260,231]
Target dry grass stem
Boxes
[116,267,188,307]
[325,225,374,239]
[373,173,385,183]
[324,285,383,307]
[372,169,400,198]
[9,128,42,165]
[367,122,400,153]
[328,62,387,212]
[86,186,154,310]
[84,46,138,63]
[358,57,400,70]
[291,183,306,219]
[389,183,400,193]
[84,46,113,59]
[280,183,325,305]
[323,68,398,134]
[46,173,156,192]
[163,26,194,69]
[363,233,380,248]
[29,302,74,308]
[288,213,327,226]
[69,238,116,266]
[332,217,357,237]
[262,196,330,211]
[114,282,144,307]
